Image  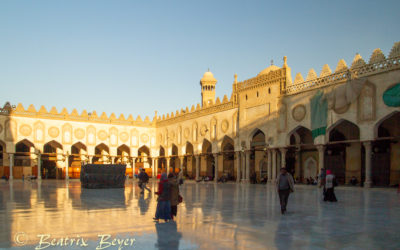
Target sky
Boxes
[1,0,399,120]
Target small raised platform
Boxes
[80,164,126,189]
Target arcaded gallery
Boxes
[0,41,399,188]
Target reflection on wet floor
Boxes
[0,180,399,249]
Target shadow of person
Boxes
[155,221,182,250]
[274,216,294,250]
[138,192,151,215]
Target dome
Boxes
[258,65,280,76]
[201,71,217,83]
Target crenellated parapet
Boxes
[236,67,286,92]
[4,104,154,127]
[286,41,400,95]
[156,95,237,126]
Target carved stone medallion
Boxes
[221,119,229,133]
[200,125,208,136]
[20,124,32,136]
[141,133,149,143]
[120,132,129,142]
[48,127,60,138]
[184,128,190,139]
[334,104,350,114]
[292,104,306,122]
[98,130,108,141]
[74,128,85,140]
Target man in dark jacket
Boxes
[138,168,150,194]
[276,168,295,214]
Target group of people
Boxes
[137,168,182,222]
[153,173,182,222]
[276,167,338,214]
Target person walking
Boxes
[138,168,150,194]
[276,168,295,214]
[154,173,172,222]
[323,170,338,202]
[168,173,180,220]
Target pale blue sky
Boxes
[1,0,399,119]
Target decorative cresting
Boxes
[8,103,153,127]
[285,42,400,95]
[74,128,85,140]
[294,73,304,84]
[237,67,284,91]
[157,99,236,126]
[369,48,385,64]
[221,119,229,133]
[19,124,32,136]
[335,59,348,72]
[292,104,306,122]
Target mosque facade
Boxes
[1,41,400,187]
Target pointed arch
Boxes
[185,142,194,155]
[71,141,87,153]
[327,119,360,142]
[374,111,400,138]
[16,139,35,151]
[202,139,212,153]
[44,140,63,151]
[287,126,313,145]
[221,135,234,151]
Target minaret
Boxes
[200,69,217,106]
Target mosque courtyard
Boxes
[0,179,399,250]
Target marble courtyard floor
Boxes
[0,180,399,250]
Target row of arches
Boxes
[285,111,400,186]
[1,111,398,186]
[0,140,152,179]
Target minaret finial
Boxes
[208,68,210,72]
[271,59,274,65]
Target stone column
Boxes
[179,156,184,172]
[65,152,69,181]
[363,141,372,188]
[213,153,218,182]
[132,157,136,177]
[241,151,246,182]
[272,149,277,182]
[195,155,200,180]
[166,157,170,175]
[154,158,158,177]
[267,150,272,182]
[235,151,241,183]
[317,145,325,174]
[245,151,251,181]
[9,153,14,180]
[152,158,155,178]
[37,153,42,180]
[280,148,287,169]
